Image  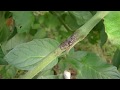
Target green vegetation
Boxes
[0,11,120,79]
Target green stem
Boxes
[67,11,110,51]
[20,11,110,79]
[20,48,63,79]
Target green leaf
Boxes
[62,51,120,79]
[104,11,120,46]
[0,46,8,65]
[38,15,45,24]
[77,52,120,79]
[90,11,97,15]
[0,26,9,43]
[58,51,87,73]
[7,27,17,41]
[1,33,32,54]
[11,11,35,33]
[41,13,61,29]
[69,11,93,26]
[36,70,63,79]
[100,26,108,47]
[65,13,80,31]
[33,29,46,39]
[0,65,17,79]
[0,11,10,43]
[4,38,59,70]
[112,48,120,68]
[87,20,106,45]
[32,23,40,29]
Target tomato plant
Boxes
[0,11,120,79]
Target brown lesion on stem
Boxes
[59,28,86,53]
[59,33,77,50]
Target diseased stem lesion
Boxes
[59,32,77,50]
[59,29,85,53]
[60,11,110,52]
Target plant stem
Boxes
[20,11,110,79]
[67,11,110,51]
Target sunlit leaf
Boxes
[104,11,120,46]
[5,38,59,71]
[59,51,120,79]
[11,11,35,33]
[1,33,32,54]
